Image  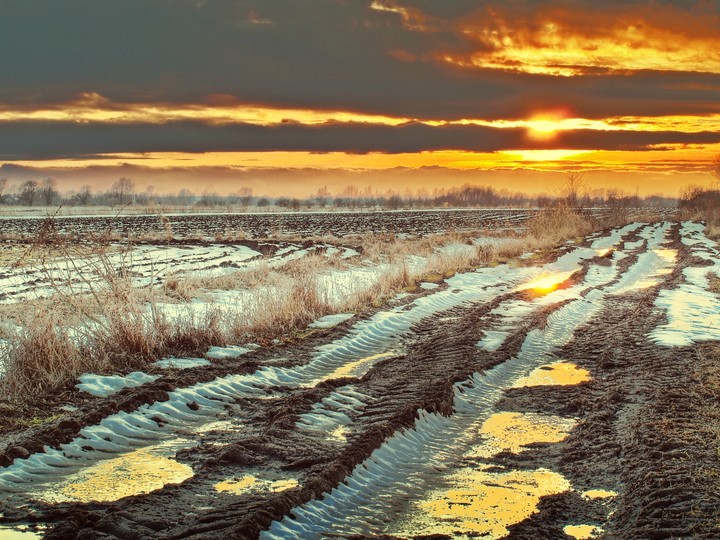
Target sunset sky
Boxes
[1,0,719,197]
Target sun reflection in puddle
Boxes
[564,523,603,539]
[215,475,298,495]
[582,489,617,499]
[394,465,570,538]
[513,362,591,388]
[37,440,195,503]
[329,426,349,441]
[517,271,575,295]
[468,411,576,459]
[392,409,577,536]
[322,352,396,381]
[0,526,45,539]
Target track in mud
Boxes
[1,220,719,539]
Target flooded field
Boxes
[0,219,718,539]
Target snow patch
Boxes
[77,372,159,397]
[309,313,354,329]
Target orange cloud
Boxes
[442,3,720,76]
[369,0,439,32]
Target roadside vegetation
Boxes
[679,153,720,239]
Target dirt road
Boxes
[1,220,719,539]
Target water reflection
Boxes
[215,475,298,495]
[395,466,570,538]
[38,441,194,503]
[513,361,590,388]
[323,352,396,381]
[582,489,617,499]
[468,411,576,459]
[518,271,575,295]
[564,523,602,539]
[0,526,44,539]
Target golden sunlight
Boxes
[449,5,720,76]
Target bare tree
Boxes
[712,154,720,190]
[0,178,7,204]
[76,184,92,206]
[39,177,58,206]
[18,180,38,206]
[177,188,194,206]
[563,172,586,208]
[110,177,135,206]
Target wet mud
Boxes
[1,220,718,539]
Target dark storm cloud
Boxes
[2,0,719,122]
[1,120,719,160]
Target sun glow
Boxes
[518,271,575,294]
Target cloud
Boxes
[1,120,719,160]
[0,0,718,124]
[442,1,720,75]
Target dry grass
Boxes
[0,207,601,403]
[709,274,720,295]
[706,223,720,241]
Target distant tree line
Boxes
[0,177,677,210]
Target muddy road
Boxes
[1,220,719,539]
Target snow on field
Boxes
[76,372,160,397]
[650,221,720,346]
[0,243,262,304]
[309,313,355,329]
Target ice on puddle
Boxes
[308,313,355,329]
[154,357,212,369]
[76,372,159,397]
[419,282,440,290]
[205,344,258,359]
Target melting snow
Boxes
[76,372,159,397]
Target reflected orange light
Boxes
[517,271,575,294]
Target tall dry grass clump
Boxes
[679,187,720,239]
[526,204,592,244]
[235,273,332,340]
[344,263,411,312]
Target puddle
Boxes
[564,524,603,539]
[36,440,194,504]
[215,475,298,495]
[517,271,575,295]
[394,466,570,538]
[582,489,617,499]
[513,361,590,388]
[322,351,396,381]
[468,411,576,459]
[328,426,349,440]
[0,526,45,539]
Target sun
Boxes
[527,114,564,141]
[526,111,568,142]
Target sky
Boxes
[1,0,719,197]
